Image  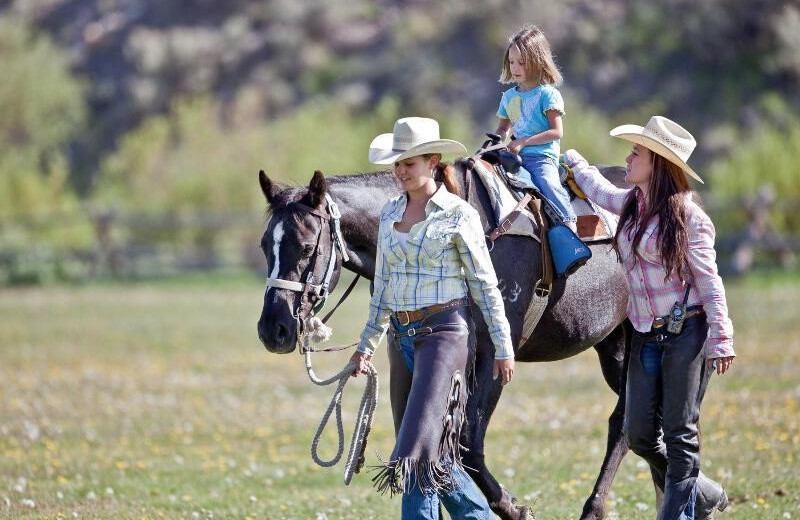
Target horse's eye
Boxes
[301,244,315,257]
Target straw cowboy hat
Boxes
[610,116,704,184]
[369,117,468,165]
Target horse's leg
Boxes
[579,320,632,520]
[461,333,533,520]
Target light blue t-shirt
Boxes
[497,84,565,160]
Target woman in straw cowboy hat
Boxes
[350,116,514,519]
[562,116,733,520]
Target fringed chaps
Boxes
[374,305,474,496]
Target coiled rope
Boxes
[300,317,379,485]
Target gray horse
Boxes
[257,161,634,520]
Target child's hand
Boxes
[508,140,523,154]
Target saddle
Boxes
[475,144,617,244]
[472,139,618,278]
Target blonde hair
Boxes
[499,25,562,86]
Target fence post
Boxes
[730,185,797,274]
[89,209,125,277]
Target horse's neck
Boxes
[327,171,399,278]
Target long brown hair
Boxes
[499,25,563,86]
[613,151,692,282]
[425,154,461,197]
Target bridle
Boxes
[264,193,352,331]
[263,193,374,484]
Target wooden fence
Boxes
[1,190,798,283]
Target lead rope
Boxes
[301,318,379,485]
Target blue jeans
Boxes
[391,314,420,373]
[626,315,721,520]
[515,154,576,224]
[401,464,493,520]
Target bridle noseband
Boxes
[264,194,350,324]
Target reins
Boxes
[300,323,378,485]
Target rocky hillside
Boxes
[4,0,798,184]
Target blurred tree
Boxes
[0,17,87,217]
[0,16,92,284]
[708,113,800,235]
[5,0,799,188]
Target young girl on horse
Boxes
[564,116,734,520]
[494,25,578,234]
[350,116,514,520]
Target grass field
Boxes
[1,271,799,519]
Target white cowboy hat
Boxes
[610,115,704,184]
[368,117,468,165]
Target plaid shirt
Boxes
[357,185,514,359]
[565,150,735,359]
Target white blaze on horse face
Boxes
[268,221,285,279]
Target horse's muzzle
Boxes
[257,317,297,354]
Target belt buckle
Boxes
[407,327,415,337]
[397,310,411,326]
[653,317,667,329]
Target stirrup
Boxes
[548,225,592,278]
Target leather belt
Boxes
[394,297,469,326]
[650,306,705,331]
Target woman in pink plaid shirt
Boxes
[563,116,733,520]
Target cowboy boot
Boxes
[697,489,729,520]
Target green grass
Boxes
[1,272,799,519]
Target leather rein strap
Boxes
[486,191,533,243]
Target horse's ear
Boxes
[259,170,281,203]
[308,170,327,208]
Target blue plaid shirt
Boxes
[357,185,514,359]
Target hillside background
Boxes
[2,0,799,283]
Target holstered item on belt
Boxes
[394,297,469,326]
[649,306,705,333]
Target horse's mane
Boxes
[326,170,394,186]
[264,170,397,220]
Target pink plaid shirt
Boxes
[564,150,734,359]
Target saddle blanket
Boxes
[472,159,618,243]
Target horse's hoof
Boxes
[515,504,535,520]
[579,493,605,520]
[490,493,535,520]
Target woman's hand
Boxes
[349,350,373,377]
[493,358,515,385]
[562,149,585,168]
[709,356,734,375]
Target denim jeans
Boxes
[626,315,723,520]
[401,464,493,520]
[391,314,421,373]
[516,154,577,224]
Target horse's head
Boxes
[256,170,348,353]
